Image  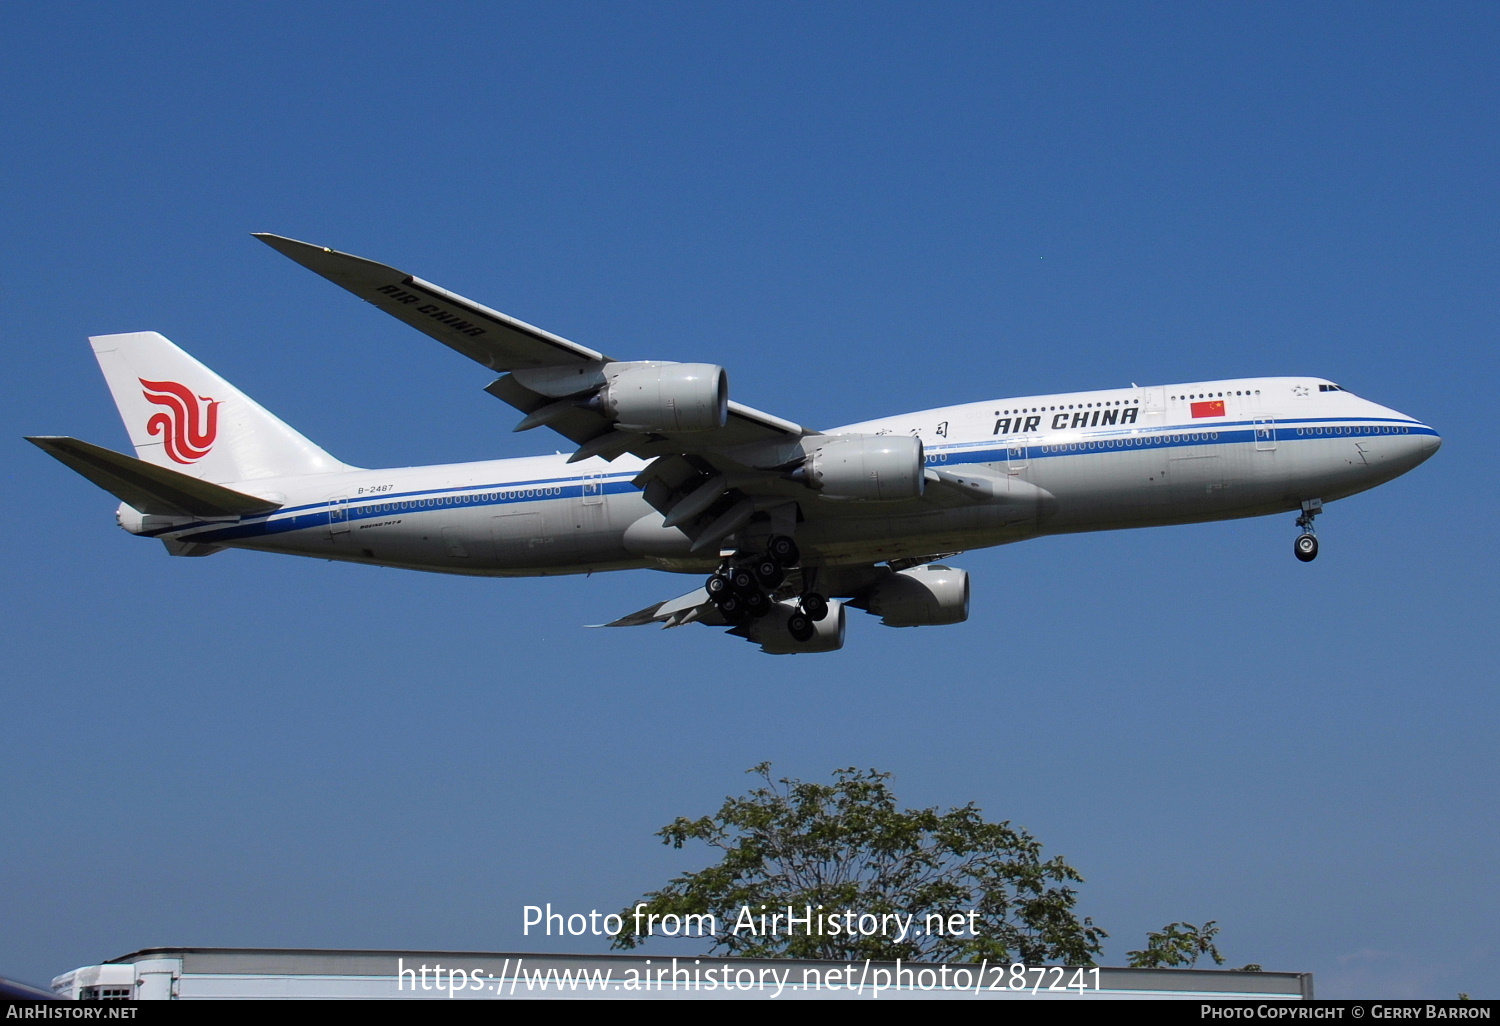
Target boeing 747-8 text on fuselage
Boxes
[29,236,1441,653]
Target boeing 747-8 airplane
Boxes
[29,236,1441,652]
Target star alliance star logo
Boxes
[1292,385,1310,397]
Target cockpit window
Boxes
[1319,384,1342,392]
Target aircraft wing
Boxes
[595,587,726,629]
[254,233,610,371]
[254,234,805,456]
[259,234,833,554]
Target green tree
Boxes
[1127,921,1225,968]
[612,764,1107,963]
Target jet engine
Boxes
[599,363,728,433]
[858,565,969,627]
[795,435,924,501]
[738,599,846,654]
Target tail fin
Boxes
[89,331,354,483]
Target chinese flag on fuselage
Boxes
[1191,400,1226,418]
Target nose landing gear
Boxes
[1293,498,1322,562]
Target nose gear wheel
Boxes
[1293,498,1322,562]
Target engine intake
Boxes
[858,565,969,627]
[600,363,728,433]
[796,435,924,501]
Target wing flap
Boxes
[28,436,282,517]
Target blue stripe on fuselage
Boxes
[155,417,1437,543]
[928,416,1435,466]
[146,474,641,542]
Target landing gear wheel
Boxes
[705,573,730,598]
[728,565,758,593]
[752,558,785,589]
[787,612,815,642]
[800,592,830,622]
[1291,499,1323,563]
[715,591,750,623]
[767,535,800,566]
[744,590,772,618]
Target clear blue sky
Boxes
[2,2,1495,999]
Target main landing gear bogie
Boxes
[705,535,824,627]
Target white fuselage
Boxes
[121,376,1440,577]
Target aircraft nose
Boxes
[1395,423,1441,473]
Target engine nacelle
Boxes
[798,435,924,501]
[739,599,846,654]
[601,363,728,433]
[860,565,969,627]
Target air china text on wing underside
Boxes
[27,236,1440,653]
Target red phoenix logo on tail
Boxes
[140,378,220,464]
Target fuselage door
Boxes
[327,496,350,539]
[580,472,606,532]
[1006,438,1029,474]
[1254,419,1277,452]
[1141,385,1166,424]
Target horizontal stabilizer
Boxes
[27,436,283,517]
